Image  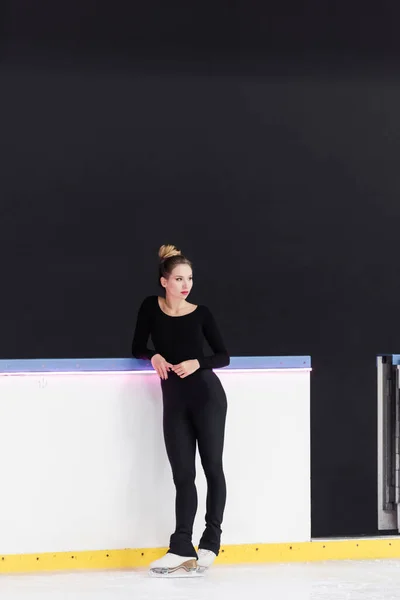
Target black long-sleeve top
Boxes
[131,295,230,369]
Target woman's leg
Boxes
[191,373,227,555]
[163,387,198,558]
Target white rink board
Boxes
[0,367,310,554]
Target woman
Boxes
[132,244,230,577]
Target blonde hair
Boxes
[158,244,192,286]
[158,244,182,261]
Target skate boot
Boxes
[196,549,217,573]
[149,553,201,578]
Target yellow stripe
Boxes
[2,539,400,574]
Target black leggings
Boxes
[161,368,227,558]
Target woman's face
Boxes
[161,264,193,300]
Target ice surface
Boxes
[1,560,400,599]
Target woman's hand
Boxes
[172,359,200,379]
[151,354,173,380]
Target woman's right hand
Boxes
[151,354,173,380]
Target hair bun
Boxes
[158,244,182,261]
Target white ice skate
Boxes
[149,553,201,578]
[196,549,217,573]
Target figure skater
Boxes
[132,244,230,577]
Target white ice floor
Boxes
[1,561,400,600]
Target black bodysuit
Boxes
[132,295,230,558]
[131,295,230,369]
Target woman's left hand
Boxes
[172,359,200,378]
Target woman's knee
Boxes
[201,458,224,481]
[172,466,196,487]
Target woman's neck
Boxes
[163,295,188,314]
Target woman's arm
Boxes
[131,297,156,360]
[198,306,230,369]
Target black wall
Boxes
[2,1,400,538]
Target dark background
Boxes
[1,0,400,538]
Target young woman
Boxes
[132,244,230,577]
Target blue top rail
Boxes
[0,356,311,373]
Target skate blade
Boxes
[196,566,208,574]
[149,567,203,578]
